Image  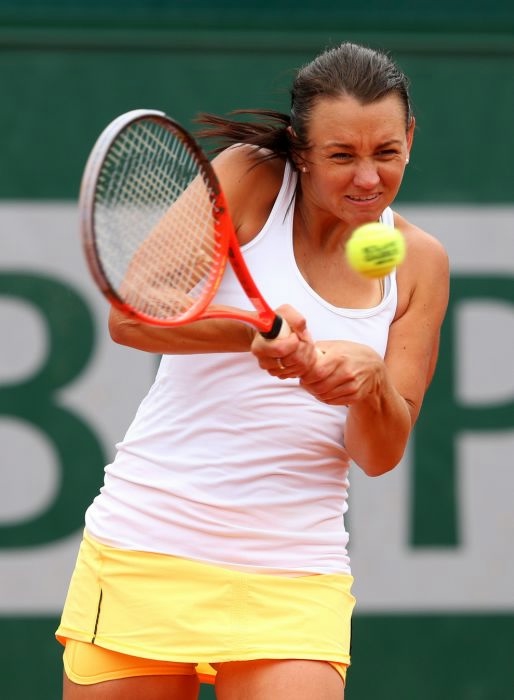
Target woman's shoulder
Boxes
[211,145,289,243]
[392,210,450,318]
[393,210,448,268]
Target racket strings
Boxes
[94,118,222,320]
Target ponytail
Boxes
[195,109,294,161]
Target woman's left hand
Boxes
[299,341,385,405]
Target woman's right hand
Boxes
[250,304,318,378]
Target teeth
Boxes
[348,195,377,201]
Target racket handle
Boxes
[260,315,290,340]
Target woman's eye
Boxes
[377,150,399,158]
[331,152,353,161]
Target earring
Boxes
[405,157,410,165]
[301,166,308,172]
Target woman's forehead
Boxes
[306,94,407,145]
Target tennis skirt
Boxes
[56,531,355,684]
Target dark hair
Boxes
[195,42,413,165]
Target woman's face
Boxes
[299,93,414,229]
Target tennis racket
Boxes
[79,108,289,339]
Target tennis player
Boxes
[56,42,449,699]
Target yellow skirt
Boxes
[56,531,355,684]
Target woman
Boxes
[57,42,449,699]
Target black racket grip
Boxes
[260,315,290,340]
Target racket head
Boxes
[79,109,230,325]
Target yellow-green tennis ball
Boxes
[346,223,406,279]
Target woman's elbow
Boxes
[358,450,404,478]
[108,308,137,346]
[351,430,410,477]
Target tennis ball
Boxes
[346,222,406,279]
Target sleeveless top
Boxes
[85,161,398,575]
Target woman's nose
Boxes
[352,160,380,189]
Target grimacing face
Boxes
[298,93,414,231]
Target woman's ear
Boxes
[406,117,415,158]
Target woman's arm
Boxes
[299,223,450,476]
[108,306,255,354]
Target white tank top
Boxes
[86,162,398,575]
